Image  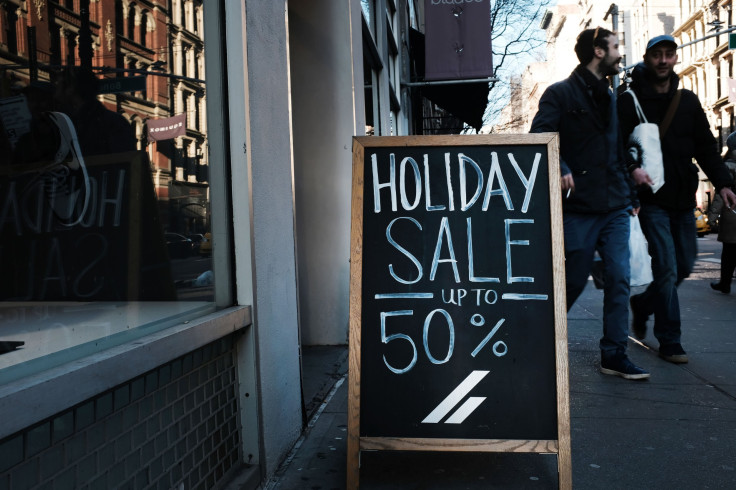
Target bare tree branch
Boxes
[480,0,552,130]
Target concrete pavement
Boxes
[263,235,736,489]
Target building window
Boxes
[407,0,417,29]
[2,4,18,56]
[140,11,148,47]
[140,63,148,98]
[182,44,189,77]
[364,58,375,135]
[115,0,124,33]
[361,0,375,36]
[195,6,203,34]
[703,70,707,100]
[173,0,181,24]
[194,94,200,130]
[187,92,194,126]
[173,41,182,76]
[128,4,136,41]
[65,30,77,66]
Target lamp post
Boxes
[604,3,620,89]
[79,0,93,71]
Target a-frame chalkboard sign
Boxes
[347,134,570,489]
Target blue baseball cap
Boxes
[646,34,677,51]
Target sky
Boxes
[476,0,558,130]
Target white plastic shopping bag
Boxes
[629,215,653,287]
[625,90,665,193]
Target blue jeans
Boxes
[632,204,696,346]
[564,208,631,359]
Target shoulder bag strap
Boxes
[659,89,682,137]
[625,90,648,124]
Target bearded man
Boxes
[531,28,647,379]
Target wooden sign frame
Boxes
[347,134,570,489]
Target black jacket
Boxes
[530,67,635,214]
[618,63,732,211]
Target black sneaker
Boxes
[600,355,650,380]
[710,282,730,294]
[630,295,648,340]
[659,343,688,364]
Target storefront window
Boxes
[361,0,375,36]
[0,0,216,383]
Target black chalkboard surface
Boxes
[348,134,570,489]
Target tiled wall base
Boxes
[0,334,243,490]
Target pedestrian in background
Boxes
[708,131,736,294]
[531,28,647,380]
[618,35,736,364]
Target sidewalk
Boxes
[266,242,736,489]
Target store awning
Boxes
[408,28,490,131]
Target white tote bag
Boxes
[625,90,665,193]
[629,215,653,287]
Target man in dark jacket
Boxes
[618,35,736,364]
[531,28,648,380]
[707,131,736,294]
[53,67,137,156]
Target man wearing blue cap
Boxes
[618,34,736,364]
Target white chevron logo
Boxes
[421,370,489,424]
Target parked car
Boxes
[695,208,710,237]
[165,232,196,258]
[708,214,720,234]
[187,233,205,253]
[198,232,212,256]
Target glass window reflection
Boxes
[0,0,215,380]
[361,0,375,35]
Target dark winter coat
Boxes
[530,67,635,214]
[618,62,733,211]
[708,159,736,244]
